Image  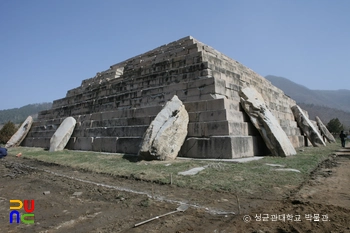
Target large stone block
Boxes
[180,136,254,159]
[183,101,207,112]
[188,109,244,122]
[21,137,33,147]
[288,135,305,148]
[73,137,94,151]
[6,116,33,148]
[116,137,143,154]
[49,117,77,152]
[32,137,50,149]
[139,95,189,160]
[188,121,249,137]
[315,116,336,143]
[291,105,326,147]
[240,87,297,157]
[92,137,117,152]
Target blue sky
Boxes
[1,0,349,110]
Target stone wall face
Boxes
[22,36,304,158]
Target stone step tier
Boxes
[22,98,303,158]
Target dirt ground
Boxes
[0,148,350,233]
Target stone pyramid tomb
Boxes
[22,36,305,158]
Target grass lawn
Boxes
[7,142,340,198]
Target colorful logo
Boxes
[9,200,35,224]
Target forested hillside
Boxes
[298,103,350,129]
[266,75,350,129]
[266,75,350,112]
[0,103,52,124]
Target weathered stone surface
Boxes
[180,136,255,158]
[239,87,297,157]
[5,116,33,148]
[315,116,336,143]
[178,166,207,176]
[139,95,189,161]
[49,117,77,152]
[291,105,326,147]
[22,36,306,158]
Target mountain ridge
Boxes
[266,75,350,128]
[266,75,350,112]
[0,103,52,125]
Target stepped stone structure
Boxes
[22,36,305,158]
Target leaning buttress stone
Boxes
[291,105,326,147]
[315,116,336,143]
[239,87,297,157]
[139,95,189,161]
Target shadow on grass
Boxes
[122,153,140,162]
